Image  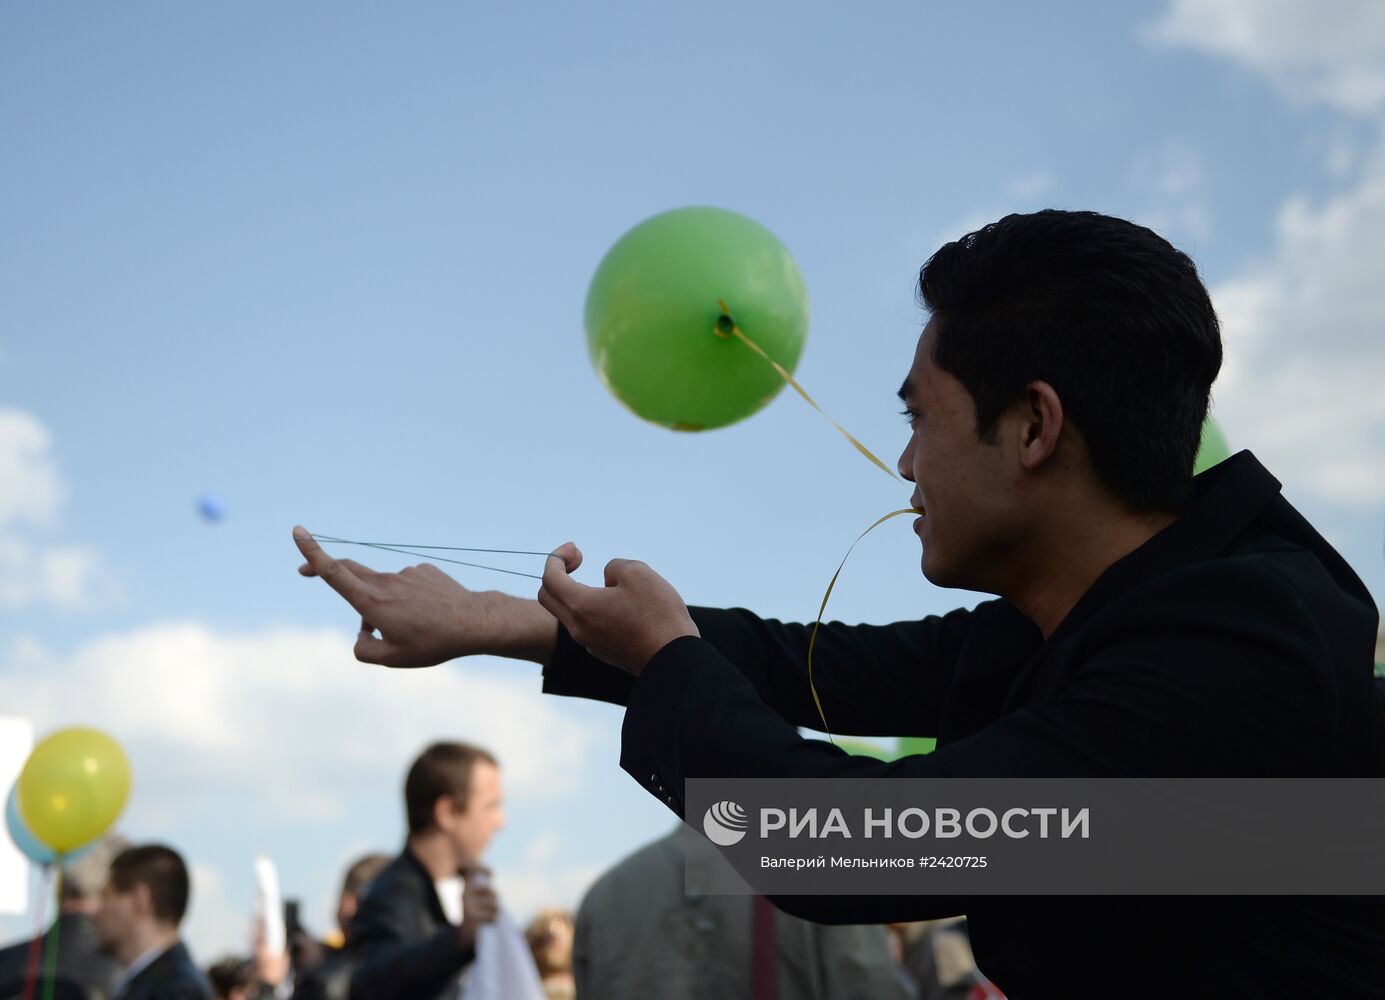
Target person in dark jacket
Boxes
[0,835,127,1000]
[293,209,1385,998]
[92,844,211,1000]
[346,742,503,1000]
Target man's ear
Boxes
[130,882,154,920]
[1017,380,1064,471]
[431,793,455,831]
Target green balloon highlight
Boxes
[1194,417,1232,474]
[584,207,810,431]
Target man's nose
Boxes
[897,442,915,482]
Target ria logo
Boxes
[703,800,749,846]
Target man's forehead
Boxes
[898,324,936,402]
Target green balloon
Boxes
[1194,417,1232,474]
[584,207,810,431]
[896,736,936,757]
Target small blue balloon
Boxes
[197,493,227,523]
[6,783,55,864]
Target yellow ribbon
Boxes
[716,300,901,481]
[806,507,923,740]
[713,301,924,742]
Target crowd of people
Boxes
[1,740,997,1000]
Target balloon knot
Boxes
[714,314,735,338]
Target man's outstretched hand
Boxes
[538,541,699,676]
[293,526,557,667]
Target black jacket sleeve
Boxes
[615,561,1346,924]
[544,603,980,737]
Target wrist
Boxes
[454,921,477,955]
[634,627,701,677]
[474,592,559,665]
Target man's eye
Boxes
[899,408,918,424]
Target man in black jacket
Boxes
[346,742,502,1000]
[92,845,211,1000]
[0,835,126,1000]
[293,210,1385,997]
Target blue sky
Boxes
[2,0,1383,957]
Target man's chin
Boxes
[920,555,963,591]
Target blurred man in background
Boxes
[0,835,128,1000]
[347,742,503,1000]
[94,844,211,1000]
[575,824,905,999]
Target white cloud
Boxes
[0,409,111,610]
[0,411,63,530]
[1209,136,1385,506]
[1142,1,1385,505]
[0,623,605,824]
[1146,0,1385,115]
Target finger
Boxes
[603,558,633,588]
[353,632,394,665]
[463,863,492,884]
[338,558,383,580]
[360,616,376,635]
[299,557,381,581]
[540,543,590,611]
[550,541,583,574]
[293,527,372,607]
[468,889,499,912]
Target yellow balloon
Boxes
[17,727,131,854]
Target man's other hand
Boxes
[537,542,699,676]
[457,866,501,953]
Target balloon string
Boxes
[715,300,901,482]
[310,535,556,581]
[41,864,62,1000]
[22,864,53,1000]
[807,508,924,743]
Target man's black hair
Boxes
[108,843,191,926]
[917,209,1223,512]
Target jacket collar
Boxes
[998,451,1281,713]
[402,843,454,926]
[1043,450,1280,651]
[116,940,189,997]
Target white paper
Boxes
[459,909,546,1000]
[254,854,286,955]
[0,718,35,916]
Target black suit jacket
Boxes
[543,452,1385,999]
[0,913,122,1000]
[347,848,474,1000]
[112,943,210,1000]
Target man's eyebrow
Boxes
[897,377,914,403]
